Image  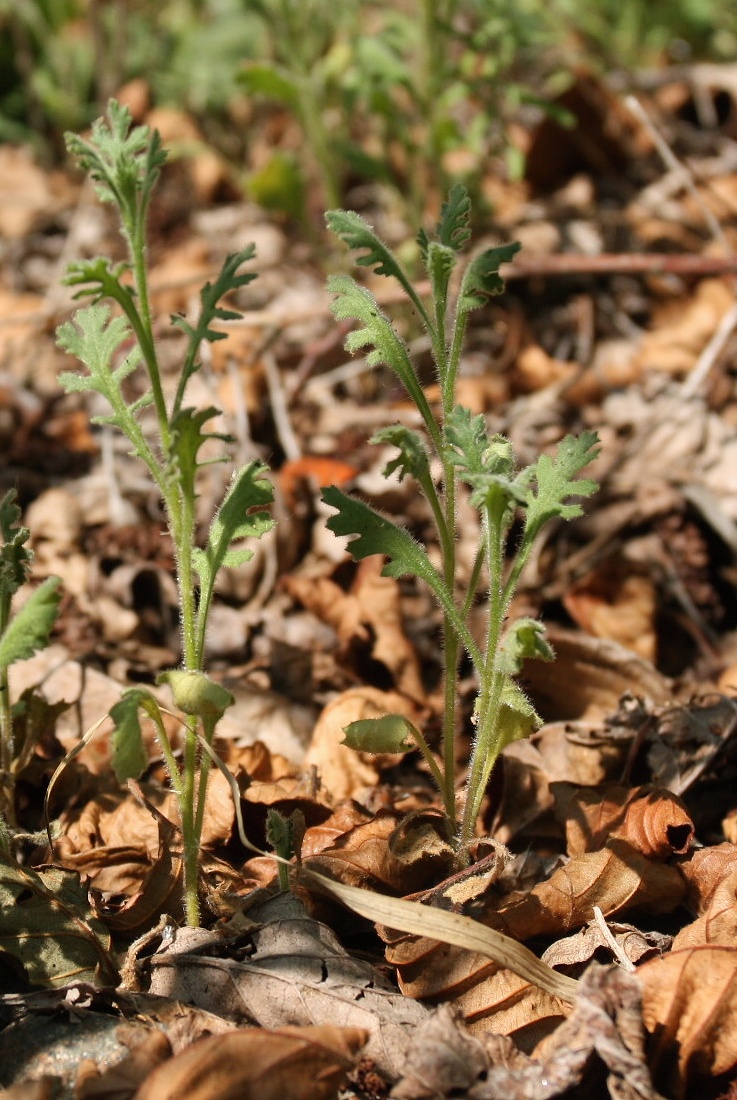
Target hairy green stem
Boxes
[460,509,507,845]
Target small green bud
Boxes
[158,670,234,720]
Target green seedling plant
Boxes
[56,101,274,925]
[0,490,61,834]
[323,186,599,851]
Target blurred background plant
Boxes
[2,0,736,219]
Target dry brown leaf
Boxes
[639,945,737,1099]
[493,720,636,846]
[671,869,737,950]
[524,70,649,192]
[521,627,672,723]
[133,1025,368,1100]
[551,782,694,859]
[300,802,376,860]
[563,567,658,661]
[304,686,425,803]
[286,556,426,700]
[0,145,74,238]
[514,344,576,392]
[146,893,427,1081]
[305,810,447,896]
[636,278,735,376]
[496,840,686,937]
[675,843,737,911]
[385,840,684,1009]
[143,106,229,203]
[392,965,663,1100]
[542,919,671,972]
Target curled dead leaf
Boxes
[551,782,694,859]
[304,807,465,900]
[671,868,737,950]
[677,842,737,911]
[133,1025,368,1100]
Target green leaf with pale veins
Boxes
[63,256,136,306]
[445,406,522,515]
[327,276,439,443]
[418,182,472,259]
[167,407,231,502]
[64,99,166,214]
[194,461,274,581]
[497,678,541,749]
[326,209,409,283]
[57,304,141,418]
[0,578,61,671]
[520,430,600,540]
[321,485,477,660]
[322,485,440,586]
[193,462,275,635]
[171,246,259,407]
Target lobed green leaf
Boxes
[326,209,408,282]
[0,490,33,601]
[458,241,520,314]
[65,99,166,213]
[57,304,139,401]
[167,407,231,503]
[371,424,432,486]
[0,577,61,671]
[521,430,600,537]
[193,461,275,602]
[327,275,438,441]
[498,617,555,677]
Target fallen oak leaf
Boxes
[134,1024,368,1100]
[392,965,665,1100]
[146,892,427,1081]
[671,868,737,950]
[676,842,737,912]
[550,782,694,859]
[0,850,117,987]
[198,741,576,1004]
[638,944,737,1099]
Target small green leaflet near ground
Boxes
[0,490,61,829]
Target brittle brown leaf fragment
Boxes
[133,1025,369,1100]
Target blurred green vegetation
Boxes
[2,0,736,216]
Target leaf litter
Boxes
[3,61,737,1100]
